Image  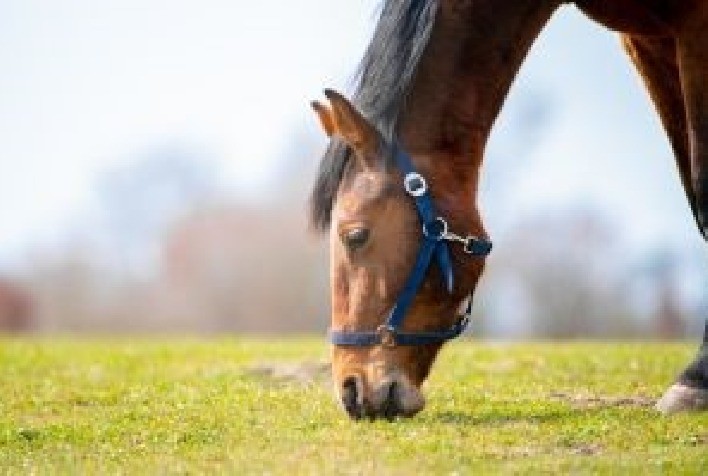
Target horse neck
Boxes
[399,0,562,199]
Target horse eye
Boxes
[343,228,370,251]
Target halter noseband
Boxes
[328,144,493,348]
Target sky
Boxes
[0,0,705,269]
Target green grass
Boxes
[0,338,706,474]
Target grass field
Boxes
[1,338,707,474]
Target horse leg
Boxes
[677,18,708,238]
[621,35,698,234]
[656,21,708,413]
[656,324,708,414]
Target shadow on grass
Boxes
[244,361,331,386]
[427,407,582,427]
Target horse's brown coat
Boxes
[314,0,708,418]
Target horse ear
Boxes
[311,101,335,137]
[323,89,380,160]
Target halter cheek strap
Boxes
[328,145,493,348]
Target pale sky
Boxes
[0,1,705,268]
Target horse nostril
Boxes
[342,376,364,420]
[382,381,401,421]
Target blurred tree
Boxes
[646,249,685,338]
[158,203,327,333]
[0,277,33,332]
[96,144,220,274]
[482,208,636,338]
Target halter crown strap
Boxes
[393,146,455,294]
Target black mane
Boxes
[309,0,439,231]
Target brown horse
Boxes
[310,0,708,419]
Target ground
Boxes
[0,338,706,474]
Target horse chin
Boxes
[332,349,437,419]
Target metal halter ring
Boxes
[423,217,448,241]
[403,172,427,197]
[377,324,397,348]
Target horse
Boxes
[309,0,708,419]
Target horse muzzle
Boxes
[338,370,425,420]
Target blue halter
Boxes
[328,144,493,347]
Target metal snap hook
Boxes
[462,236,477,254]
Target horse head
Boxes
[311,90,489,419]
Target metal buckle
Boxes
[423,217,448,241]
[376,325,397,348]
[403,172,427,197]
[458,315,471,332]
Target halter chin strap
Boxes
[328,145,493,347]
